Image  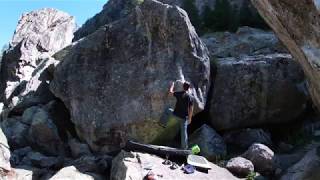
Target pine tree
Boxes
[0,44,8,61]
[210,0,233,31]
[182,0,201,31]
[202,5,214,33]
[238,2,269,29]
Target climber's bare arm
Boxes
[169,81,175,95]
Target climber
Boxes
[167,81,194,149]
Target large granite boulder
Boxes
[251,0,320,113]
[0,8,75,112]
[210,54,307,130]
[111,151,240,180]
[202,27,287,59]
[51,0,210,152]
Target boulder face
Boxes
[202,27,287,59]
[73,0,139,41]
[251,0,320,113]
[51,0,210,152]
[210,54,307,130]
[0,8,75,111]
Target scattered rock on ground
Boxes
[226,157,254,177]
[242,143,275,175]
[280,147,320,180]
[189,124,226,161]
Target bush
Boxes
[134,0,144,5]
[246,171,256,180]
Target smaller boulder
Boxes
[189,124,226,161]
[226,157,254,177]
[280,147,320,180]
[49,166,99,180]
[27,107,63,155]
[64,155,111,174]
[12,168,33,180]
[0,128,11,172]
[11,146,32,166]
[242,143,275,175]
[68,138,92,158]
[277,142,294,153]
[223,128,272,149]
[1,117,29,149]
[21,151,60,169]
[22,106,40,125]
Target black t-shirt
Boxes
[173,91,194,119]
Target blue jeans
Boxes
[160,108,188,149]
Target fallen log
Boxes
[125,140,192,157]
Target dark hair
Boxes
[183,82,190,91]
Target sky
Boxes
[0,0,108,49]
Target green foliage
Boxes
[183,0,201,30]
[287,131,311,147]
[183,0,269,34]
[0,44,8,61]
[238,3,268,29]
[133,0,144,5]
[210,0,233,31]
[200,0,239,33]
[246,171,256,180]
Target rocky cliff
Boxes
[0,8,75,113]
